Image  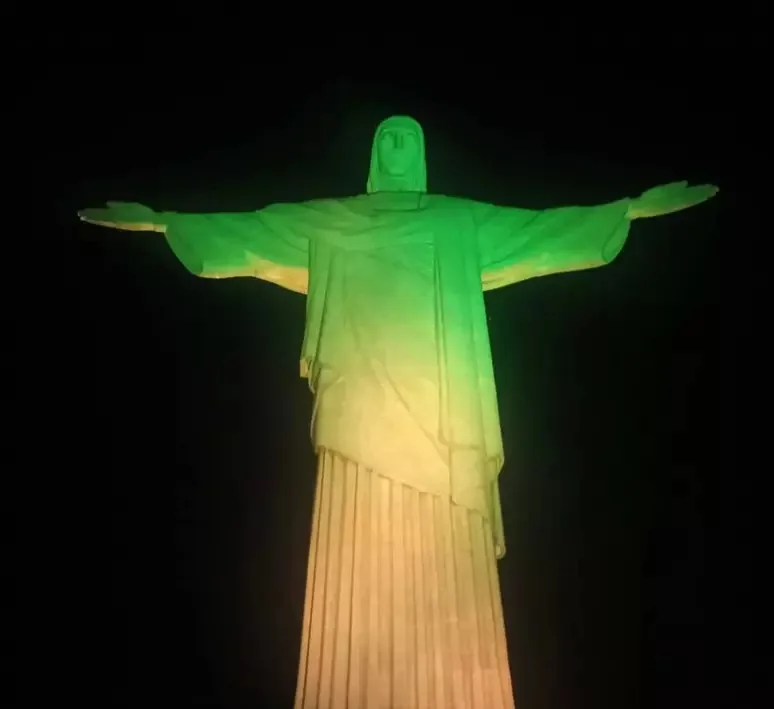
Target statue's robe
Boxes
[163,193,631,708]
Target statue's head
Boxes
[367,115,427,194]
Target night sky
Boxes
[38,60,757,709]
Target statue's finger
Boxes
[79,210,105,220]
[693,185,718,200]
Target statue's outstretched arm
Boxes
[475,199,632,291]
[475,181,717,291]
[78,201,313,294]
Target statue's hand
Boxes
[628,181,718,219]
[78,202,163,232]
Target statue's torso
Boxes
[300,193,504,506]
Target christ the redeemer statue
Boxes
[79,116,717,709]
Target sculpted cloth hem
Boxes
[294,448,516,709]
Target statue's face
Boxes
[377,126,420,178]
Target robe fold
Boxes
[89,112,638,708]
[159,184,631,708]
[163,195,631,558]
[293,449,515,709]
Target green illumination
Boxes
[79,116,717,708]
[78,116,716,557]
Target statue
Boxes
[79,115,717,709]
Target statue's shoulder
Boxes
[301,196,364,212]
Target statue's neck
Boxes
[375,174,415,192]
[366,190,427,212]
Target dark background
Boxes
[28,38,760,709]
